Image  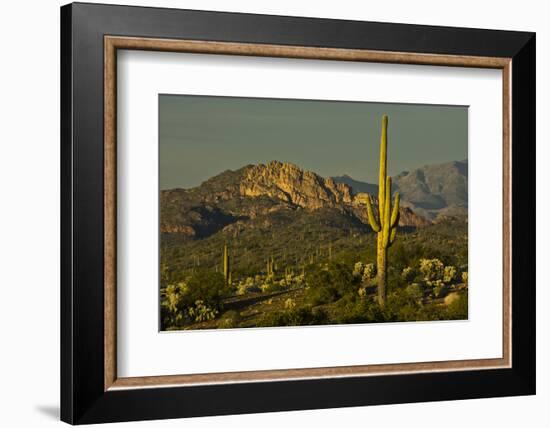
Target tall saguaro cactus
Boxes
[365,115,400,306]
[223,242,230,285]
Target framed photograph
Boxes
[61,2,535,424]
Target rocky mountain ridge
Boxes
[161,161,430,239]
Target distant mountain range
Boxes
[333,159,468,221]
[160,160,434,241]
[160,160,468,244]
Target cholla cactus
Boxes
[462,271,468,285]
[164,282,188,314]
[358,287,367,300]
[364,115,400,306]
[284,298,296,310]
[353,261,365,277]
[295,274,305,287]
[237,277,258,295]
[443,266,457,283]
[419,258,445,285]
[187,300,218,322]
[362,263,376,282]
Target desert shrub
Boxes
[160,282,188,328]
[284,298,296,310]
[260,281,285,293]
[305,262,357,305]
[307,283,340,305]
[182,269,227,311]
[405,283,424,301]
[401,266,416,282]
[218,310,241,329]
[237,277,261,295]
[257,306,327,327]
[383,288,423,322]
[415,303,448,321]
[311,306,329,321]
[187,300,218,322]
[293,274,306,287]
[443,265,457,283]
[163,283,187,313]
[329,292,393,324]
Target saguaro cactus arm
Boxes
[390,192,400,228]
[365,195,381,232]
[389,226,398,245]
[382,176,392,244]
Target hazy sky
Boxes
[160,94,467,190]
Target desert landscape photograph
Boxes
[159,95,468,331]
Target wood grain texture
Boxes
[106,36,510,68]
[104,35,512,390]
[502,62,512,366]
[111,357,508,389]
[104,37,117,391]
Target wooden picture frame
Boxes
[61,2,535,424]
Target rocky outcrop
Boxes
[161,161,431,237]
[238,161,429,228]
[160,224,196,235]
[239,161,353,209]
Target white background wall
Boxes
[0,0,546,426]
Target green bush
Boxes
[305,262,357,305]
[257,306,327,327]
[161,269,228,328]
[218,310,241,329]
[401,266,416,282]
[184,269,228,310]
[405,283,424,301]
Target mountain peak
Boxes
[240,161,353,209]
[160,160,433,238]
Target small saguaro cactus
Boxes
[223,242,230,285]
[365,115,400,306]
[266,256,276,277]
